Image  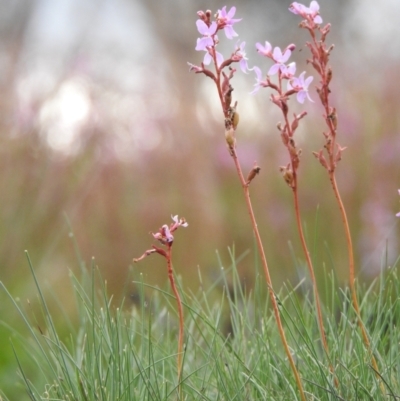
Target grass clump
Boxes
[2,250,400,400]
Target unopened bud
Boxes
[197,10,206,20]
[321,23,331,41]
[326,67,332,85]
[246,163,261,185]
[285,43,296,53]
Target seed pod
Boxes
[232,110,239,130]
[246,163,261,185]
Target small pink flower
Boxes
[250,66,267,94]
[256,41,272,57]
[289,1,323,24]
[195,20,217,51]
[287,71,314,103]
[152,225,174,244]
[232,41,251,73]
[282,62,297,78]
[268,46,292,75]
[217,6,242,39]
[202,49,224,66]
[171,215,189,228]
[289,2,309,15]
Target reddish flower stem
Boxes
[279,106,336,384]
[195,24,306,401]
[166,245,184,385]
[329,173,381,375]
[304,22,382,383]
[230,150,307,401]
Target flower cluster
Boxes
[188,7,250,76]
[251,40,313,104]
[152,215,189,246]
[133,215,188,262]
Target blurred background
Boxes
[1,0,400,397]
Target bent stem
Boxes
[230,150,307,401]
[166,245,184,394]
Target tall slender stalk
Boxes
[230,149,306,401]
[166,246,184,382]
[289,4,382,381]
[189,10,306,399]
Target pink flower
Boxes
[250,66,266,94]
[256,41,272,57]
[152,225,174,244]
[203,49,224,66]
[195,20,217,51]
[287,71,314,103]
[289,1,323,24]
[217,6,242,39]
[232,41,251,73]
[195,20,224,66]
[171,215,189,228]
[283,62,296,77]
[268,46,292,75]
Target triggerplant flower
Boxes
[195,20,224,66]
[195,20,217,50]
[256,41,272,57]
[282,62,297,78]
[217,6,242,39]
[232,41,251,73]
[269,46,292,75]
[287,71,314,103]
[250,66,266,94]
[289,1,323,24]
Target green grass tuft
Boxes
[1,250,400,400]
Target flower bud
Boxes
[326,67,332,85]
[246,163,261,185]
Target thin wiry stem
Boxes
[279,104,335,384]
[166,245,184,395]
[329,173,381,374]
[190,16,306,400]
[301,17,383,387]
[230,149,307,401]
[292,177,338,386]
